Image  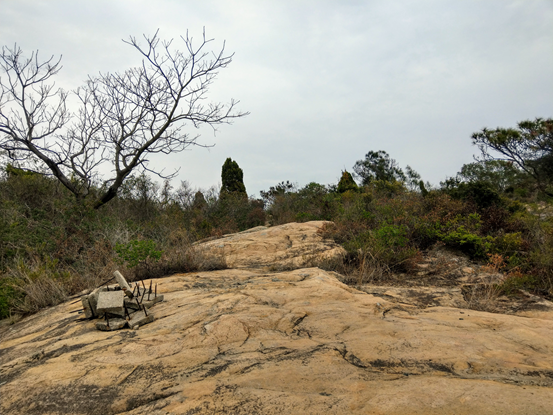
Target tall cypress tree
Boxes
[221,158,246,195]
[337,170,358,193]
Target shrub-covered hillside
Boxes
[0,167,265,319]
[0,118,552,319]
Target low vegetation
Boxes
[0,169,261,318]
[0,118,552,319]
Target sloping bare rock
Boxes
[503,292,553,320]
[196,221,345,269]
[358,285,553,320]
[359,285,468,309]
[2,268,553,415]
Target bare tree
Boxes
[0,30,248,208]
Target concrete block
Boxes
[114,270,133,298]
[96,290,124,314]
[87,287,108,317]
[95,317,127,331]
[125,292,164,310]
[134,287,147,300]
[81,295,94,319]
[134,288,154,302]
[84,279,162,331]
[88,290,99,313]
[141,295,164,309]
[128,311,155,329]
[107,309,126,318]
[124,298,143,311]
[128,287,155,303]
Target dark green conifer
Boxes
[337,170,358,193]
[221,158,246,195]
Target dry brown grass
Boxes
[129,244,227,281]
[2,237,227,318]
[462,281,504,312]
[5,254,113,315]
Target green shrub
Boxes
[202,193,265,236]
[370,180,406,197]
[372,224,418,270]
[491,232,524,256]
[264,182,338,225]
[374,224,409,248]
[442,180,502,209]
[498,273,538,296]
[115,239,163,269]
[0,277,21,319]
[439,226,493,258]
[341,223,418,273]
[295,212,317,222]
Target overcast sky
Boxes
[1,0,552,196]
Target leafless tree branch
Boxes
[0,30,248,208]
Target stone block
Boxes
[95,317,127,331]
[125,292,164,310]
[82,278,162,331]
[128,287,159,302]
[81,295,94,319]
[124,297,143,311]
[107,308,126,318]
[87,287,108,317]
[128,311,155,329]
[133,287,147,300]
[88,290,99,314]
[141,295,164,309]
[96,290,124,314]
[114,270,133,298]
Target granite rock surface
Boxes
[1,222,553,414]
[195,221,345,269]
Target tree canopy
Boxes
[471,118,553,196]
[353,150,406,185]
[455,160,526,193]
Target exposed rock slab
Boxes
[358,285,468,309]
[2,268,553,414]
[196,221,346,269]
[358,285,553,320]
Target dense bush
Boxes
[265,176,551,293]
[262,181,340,225]
[1,146,552,319]
[0,168,264,319]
